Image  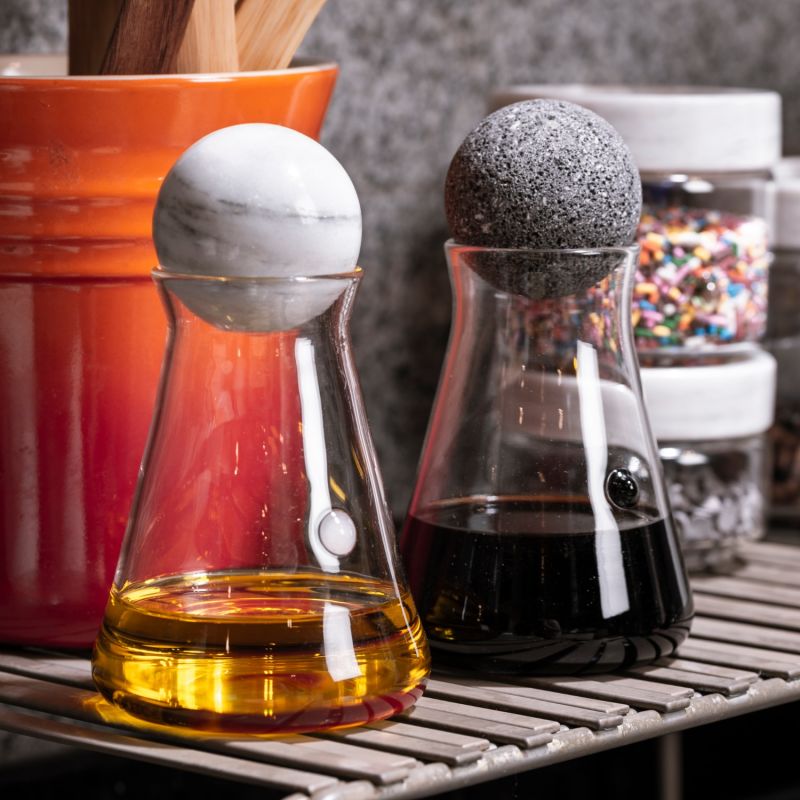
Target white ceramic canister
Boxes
[640,348,776,570]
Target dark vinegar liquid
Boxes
[400,497,694,674]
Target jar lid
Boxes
[774,157,800,250]
[640,349,776,442]
[489,85,782,174]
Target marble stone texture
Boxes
[3,0,800,515]
[154,124,361,279]
[153,123,360,330]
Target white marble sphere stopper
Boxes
[153,123,362,331]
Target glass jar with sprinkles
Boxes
[765,158,800,522]
[490,85,781,358]
[489,85,782,567]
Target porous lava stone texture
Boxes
[445,99,642,250]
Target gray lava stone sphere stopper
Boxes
[446,99,641,248]
[445,100,641,297]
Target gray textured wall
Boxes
[3,0,799,515]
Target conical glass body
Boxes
[93,270,429,733]
[400,244,693,675]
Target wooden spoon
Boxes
[100,0,196,75]
[236,0,327,71]
[176,0,239,73]
[68,0,123,75]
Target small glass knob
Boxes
[606,468,640,509]
[318,509,357,557]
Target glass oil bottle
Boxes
[92,270,430,733]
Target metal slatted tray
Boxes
[4,540,800,800]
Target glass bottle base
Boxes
[401,497,694,675]
[92,571,430,734]
[426,628,692,676]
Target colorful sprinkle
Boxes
[634,206,769,351]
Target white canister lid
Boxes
[489,85,781,175]
[774,157,800,250]
[640,349,776,442]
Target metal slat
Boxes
[526,677,692,713]
[242,736,420,775]
[735,546,800,572]
[0,703,340,796]
[681,638,800,667]
[221,738,416,786]
[694,594,800,630]
[0,649,95,689]
[413,694,561,733]
[441,676,630,715]
[653,657,758,683]
[585,674,694,700]
[216,738,414,786]
[0,671,98,720]
[9,677,800,800]
[726,562,800,587]
[739,541,800,563]
[364,720,490,752]
[693,616,800,653]
[291,737,419,770]
[423,678,624,730]
[0,672,411,787]
[399,704,554,749]
[677,638,800,679]
[623,665,752,697]
[415,696,561,734]
[693,576,800,607]
[322,728,483,767]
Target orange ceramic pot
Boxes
[0,55,337,648]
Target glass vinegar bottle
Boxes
[92,270,429,733]
[400,244,693,675]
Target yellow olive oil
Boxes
[92,570,430,734]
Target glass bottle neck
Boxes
[445,246,636,383]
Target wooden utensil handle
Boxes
[68,0,123,75]
[176,0,239,73]
[236,0,327,72]
[100,0,196,75]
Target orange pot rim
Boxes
[0,54,339,278]
[0,53,337,83]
